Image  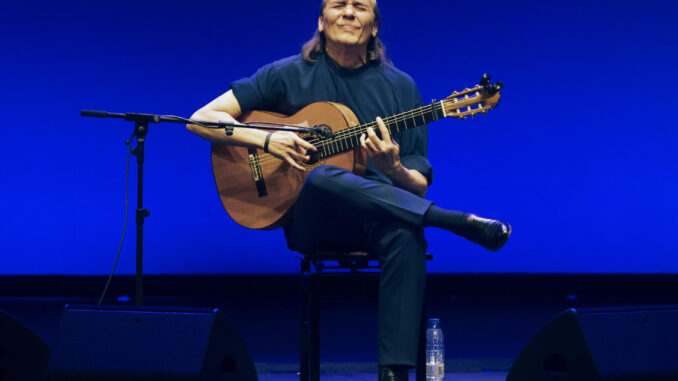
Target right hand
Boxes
[266,131,317,171]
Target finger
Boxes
[363,133,378,153]
[288,150,310,163]
[366,126,385,150]
[284,156,306,171]
[359,133,369,151]
[360,134,374,155]
[294,135,317,152]
[293,142,307,156]
[376,117,390,141]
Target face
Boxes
[318,0,378,50]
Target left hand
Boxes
[360,116,400,175]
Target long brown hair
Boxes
[301,0,388,64]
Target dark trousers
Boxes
[284,165,433,367]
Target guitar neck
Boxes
[318,101,445,159]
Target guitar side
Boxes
[211,102,362,230]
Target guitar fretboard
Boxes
[317,101,445,159]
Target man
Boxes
[188,1,510,380]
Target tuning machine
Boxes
[479,73,504,95]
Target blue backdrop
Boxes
[2,0,676,274]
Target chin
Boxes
[336,35,367,46]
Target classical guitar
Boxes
[211,75,503,230]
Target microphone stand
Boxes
[81,110,326,305]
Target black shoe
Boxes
[463,214,512,251]
[378,366,409,381]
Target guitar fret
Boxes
[406,115,416,129]
[392,116,400,133]
[416,108,424,126]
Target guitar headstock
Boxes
[442,73,503,119]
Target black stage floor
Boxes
[2,281,676,380]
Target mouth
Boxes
[339,25,360,30]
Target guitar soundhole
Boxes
[305,149,322,166]
[301,135,325,167]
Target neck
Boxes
[316,101,446,159]
[325,41,367,68]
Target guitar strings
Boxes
[252,104,439,167]
[251,102,440,167]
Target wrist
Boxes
[263,132,273,153]
[383,163,405,179]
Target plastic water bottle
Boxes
[426,318,445,381]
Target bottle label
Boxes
[426,363,444,378]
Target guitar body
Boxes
[211,102,365,230]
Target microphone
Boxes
[81,110,159,123]
[81,110,111,118]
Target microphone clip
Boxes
[310,124,333,139]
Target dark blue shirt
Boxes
[231,53,433,186]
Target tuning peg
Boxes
[485,81,503,95]
[479,73,491,86]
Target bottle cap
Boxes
[427,318,440,327]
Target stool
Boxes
[300,250,433,381]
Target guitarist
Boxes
[187,1,510,380]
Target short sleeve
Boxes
[231,63,282,112]
[401,153,433,185]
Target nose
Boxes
[343,5,355,17]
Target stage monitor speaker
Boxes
[507,305,678,381]
[47,305,258,381]
[0,308,50,381]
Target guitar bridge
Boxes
[248,151,267,197]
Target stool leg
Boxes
[300,259,311,381]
